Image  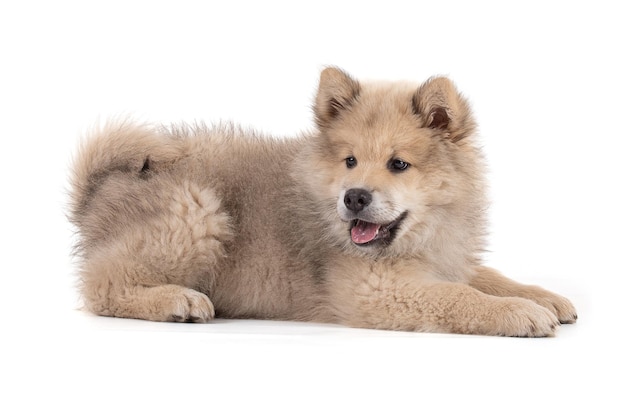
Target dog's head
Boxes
[302,67,486,259]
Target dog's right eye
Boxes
[345,156,357,169]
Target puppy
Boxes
[69,67,577,336]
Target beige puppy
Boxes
[69,67,577,336]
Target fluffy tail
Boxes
[68,121,183,234]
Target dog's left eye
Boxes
[345,156,357,169]
[389,159,410,172]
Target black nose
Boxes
[344,188,372,213]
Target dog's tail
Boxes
[68,120,183,233]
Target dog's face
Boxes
[304,67,484,258]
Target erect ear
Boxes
[314,67,361,127]
[412,77,476,143]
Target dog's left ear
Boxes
[314,67,361,128]
[412,77,475,143]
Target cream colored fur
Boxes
[69,67,577,336]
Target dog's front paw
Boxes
[522,286,578,324]
[490,297,560,337]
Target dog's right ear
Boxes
[314,67,361,128]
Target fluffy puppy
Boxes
[69,67,577,336]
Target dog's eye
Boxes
[389,159,410,172]
[345,156,357,169]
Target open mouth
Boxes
[349,212,407,246]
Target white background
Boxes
[1,1,624,419]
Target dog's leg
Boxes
[353,282,560,337]
[79,182,232,322]
[327,260,565,336]
[469,266,577,324]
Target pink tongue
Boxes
[351,220,381,244]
